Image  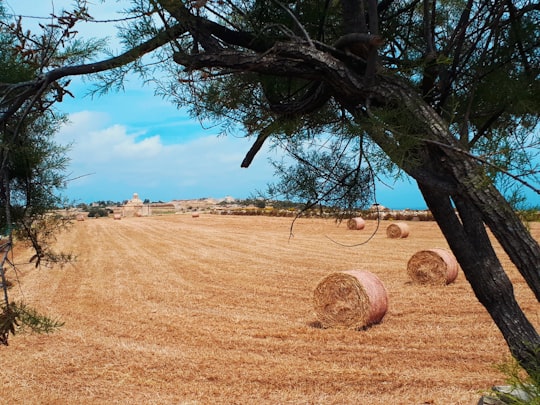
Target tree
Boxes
[0,2,103,344]
[2,0,539,374]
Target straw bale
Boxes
[113,214,122,220]
[347,217,365,230]
[406,248,458,285]
[386,222,409,238]
[76,214,85,222]
[313,270,388,329]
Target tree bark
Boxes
[440,150,540,300]
[418,182,540,371]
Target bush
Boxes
[87,207,110,218]
[518,208,540,223]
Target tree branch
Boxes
[425,139,540,195]
[266,82,331,117]
[0,23,187,125]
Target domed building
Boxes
[123,192,144,217]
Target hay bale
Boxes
[76,214,85,222]
[386,222,409,238]
[113,213,122,220]
[313,270,388,329]
[347,217,365,230]
[406,248,458,285]
[192,212,200,218]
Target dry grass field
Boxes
[2,215,540,404]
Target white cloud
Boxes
[56,110,430,208]
[56,110,277,203]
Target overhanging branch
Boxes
[0,23,187,125]
[425,139,540,195]
[173,41,371,105]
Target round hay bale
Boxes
[347,217,365,230]
[76,214,85,222]
[406,248,458,285]
[313,270,388,329]
[113,213,122,220]
[192,212,200,218]
[386,222,409,238]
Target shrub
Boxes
[486,356,540,404]
[87,207,109,218]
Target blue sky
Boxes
[54,76,426,208]
[54,78,278,201]
[10,1,537,210]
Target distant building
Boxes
[123,193,144,217]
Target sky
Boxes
[52,76,425,208]
[7,1,534,210]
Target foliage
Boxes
[265,136,374,217]
[235,198,302,210]
[487,354,540,404]
[0,2,106,344]
[0,2,80,246]
[253,199,266,209]
[92,200,123,207]
[0,301,64,345]
[87,207,111,218]
[518,208,540,223]
[0,84,72,269]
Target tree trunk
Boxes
[419,182,540,372]
[440,149,540,300]
[362,79,540,373]
[370,79,540,299]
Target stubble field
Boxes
[2,214,539,404]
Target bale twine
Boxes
[347,217,365,230]
[406,248,458,285]
[113,213,122,220]
[386,222,409,239]
[313,270,388,329]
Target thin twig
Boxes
[272,0,314,48]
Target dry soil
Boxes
[2,215,539,404]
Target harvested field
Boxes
[2,216,540,404]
